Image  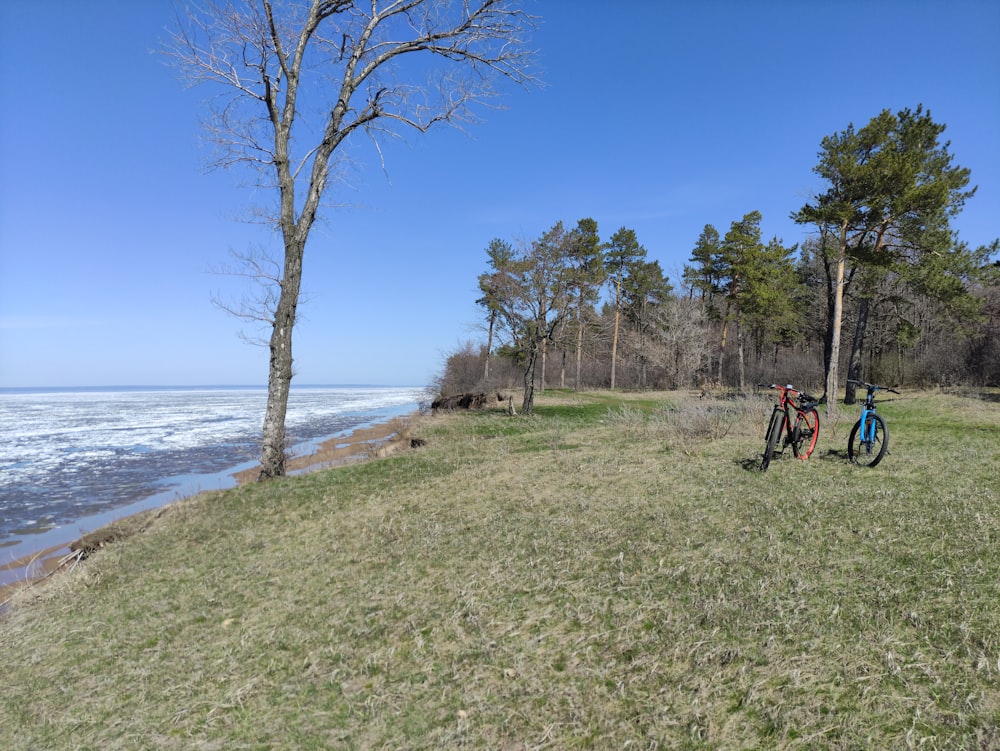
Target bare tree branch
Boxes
[166,0,537,479]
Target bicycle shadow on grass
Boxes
[817,448,850,462]
[738,448,848,472]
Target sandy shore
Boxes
[1,414,419,610]
[231,416,413,484]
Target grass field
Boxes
[1,388,998,749]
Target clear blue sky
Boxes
[1,0,997,388]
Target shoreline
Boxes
[0,411,419,609]
[231,415,416,484]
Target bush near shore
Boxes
[1,388,998,749]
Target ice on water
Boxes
[0,386,425,550]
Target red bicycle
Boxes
[757,384,820,471]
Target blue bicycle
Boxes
[846,380,899,467]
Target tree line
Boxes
[439,106,999,414]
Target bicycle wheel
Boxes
[848,414,889,467]
[791,408,820,459]
[760,408,783,471]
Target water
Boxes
[0,386,427,579]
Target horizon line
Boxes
[0,383,429,393]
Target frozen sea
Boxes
[0,385,426,579]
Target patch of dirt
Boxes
[232,418,426,484]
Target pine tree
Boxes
[795,105,976,409]
[604,227,647,389]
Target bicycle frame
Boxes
[758,383,820,470]
[771,384,811,434]
[773,391,798,439]
[859,395,878,444]
[847,379,899,467]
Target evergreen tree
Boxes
[795,105,976,409]
[716,212,765,389]
[604,227,647,389]
[476,238,515,383]
[741,237,802,366]
[621,260,672,388]
[565,218,605,389]
[683,224,722,306]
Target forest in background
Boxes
[436,107,1000,410]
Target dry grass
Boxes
[1,388,998,749]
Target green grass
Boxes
[2,389,998,749]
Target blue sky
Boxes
[1,0,997,389]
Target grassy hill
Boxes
[2,388,998,749]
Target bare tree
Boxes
[168,1,535,479]
[655,296,710,389]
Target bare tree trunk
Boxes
[637,311,647,389]
[736,320,746,392]
[845,295,869,405]
[540,334,547,393]
[574,304,584,390]
[717,301,731,385]
[484,311,495,383]
[521,343,538,414]
[259,238,304,480]
[822,265,835,381]
[825,223,849,414]
[611,278,621,389]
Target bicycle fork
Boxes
[860,408,875,445]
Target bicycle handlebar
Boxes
[757,383,818,404]
[847,379,900,395]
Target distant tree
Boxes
[714,212,765,390]
[621,260,672,388]
[841,228,989,402]
[604,227,647,389]
[796,233,858,384]
[168,0,535,479]
[436,340,486,395]
[683,224,722,304]
[476,238,516,383]
[486,223,573,414]
[654,295,710,388]
[683,224,726,383]
[794,105,976,411]
[741,237,802,370]
[565,218,605,389]
[850,239,998,387]
[530,222,572,392]
[964,250,1000,384]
